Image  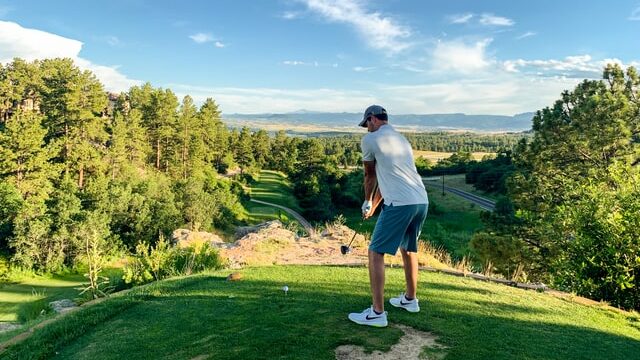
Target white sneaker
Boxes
[389,293,420,313]
[348,306,388,327]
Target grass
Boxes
[342,181,484,262]
[0,267,125,343]
[2,265,639,359]
[426,173,501,201]
[248,170,302,212]
[244,170,302,225]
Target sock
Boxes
[373,309,384,315]
[404,295,414,301]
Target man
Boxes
[348,105,429,327]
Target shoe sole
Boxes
[390,302,420,313]
[348,316,388,327]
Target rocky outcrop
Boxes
[171,229,225,248]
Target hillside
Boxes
[222,111,535,133]
[1,265,638,359]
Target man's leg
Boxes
[368,249,386,312]
[400,248,418,299]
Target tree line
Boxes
[468,64,639,310]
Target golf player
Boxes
[348,105,429,327]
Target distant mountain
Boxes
[222,111,535,133]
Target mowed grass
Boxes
[244,170,302,224]
[2,266,639,360]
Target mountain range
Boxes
[222,111,536,133]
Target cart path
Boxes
[250,198,315,236]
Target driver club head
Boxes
[340,244,351,255]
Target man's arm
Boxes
[363,161,383,218]
[363,160,377,202]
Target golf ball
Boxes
[282,285,289,292]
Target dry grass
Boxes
[413,150,494,162]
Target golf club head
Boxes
[340,244,351,255]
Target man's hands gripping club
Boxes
[362,160,383,219]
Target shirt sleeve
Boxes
[361,135,375,162]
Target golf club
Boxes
[340,230,358,255]
[340,182,380,255]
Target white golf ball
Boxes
[282,285,289,292]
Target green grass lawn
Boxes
[2,266,638,359]
[0,267,125,343]
[0,273,86,323]
[422,187,485,260]
[249,170,302,212]
[244,170,302,225]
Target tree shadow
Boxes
[4,268,640,360]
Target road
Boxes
[423,179,496,211]
[249,199,316,236]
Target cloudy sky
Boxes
[1,0,639,115]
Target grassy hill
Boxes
[1,266,638,359]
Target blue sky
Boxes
[1,0,639,115]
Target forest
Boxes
[1,58,638,309]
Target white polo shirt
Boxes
[361,124,428,206]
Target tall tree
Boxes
[234,127,255,175]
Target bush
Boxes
[17,290,52,323]
[123,236,225,285]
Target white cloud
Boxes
[168,83,375,114]
[281,11,301,20]
[302,0,411,54]
[105,35,120,46]
[0,21,83,62]
[502,54,635,77]
[283,60,308,66]
[630,6,640,20]
[215,41,225,48]
[432,39,493,74]
[0,20,141,92]
[353,66,375,72]
[516,31,536,40]
[381,75,579,115]
[479,13,514,26]
[189,33,214,43]
[448,13,473,24]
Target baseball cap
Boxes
[359,105,387,127]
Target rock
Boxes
[226,272,242,281]
[49,299,77,314]
[172,229,225,249]
[235,220,283,238]
[0,322,21,333]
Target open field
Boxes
[2,266,638,359]
[413,150,494,162]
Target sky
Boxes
[0,0,639,115]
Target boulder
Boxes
[172,229,225,249]
[49,299,77,314]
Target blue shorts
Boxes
[369,203,428,255]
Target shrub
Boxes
[123,236,225,285]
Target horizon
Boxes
[1,1,638,115]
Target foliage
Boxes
[481,64,640,309]
[122,235,224,286]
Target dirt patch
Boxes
[215,221,443,268]
[335,324,447,360]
